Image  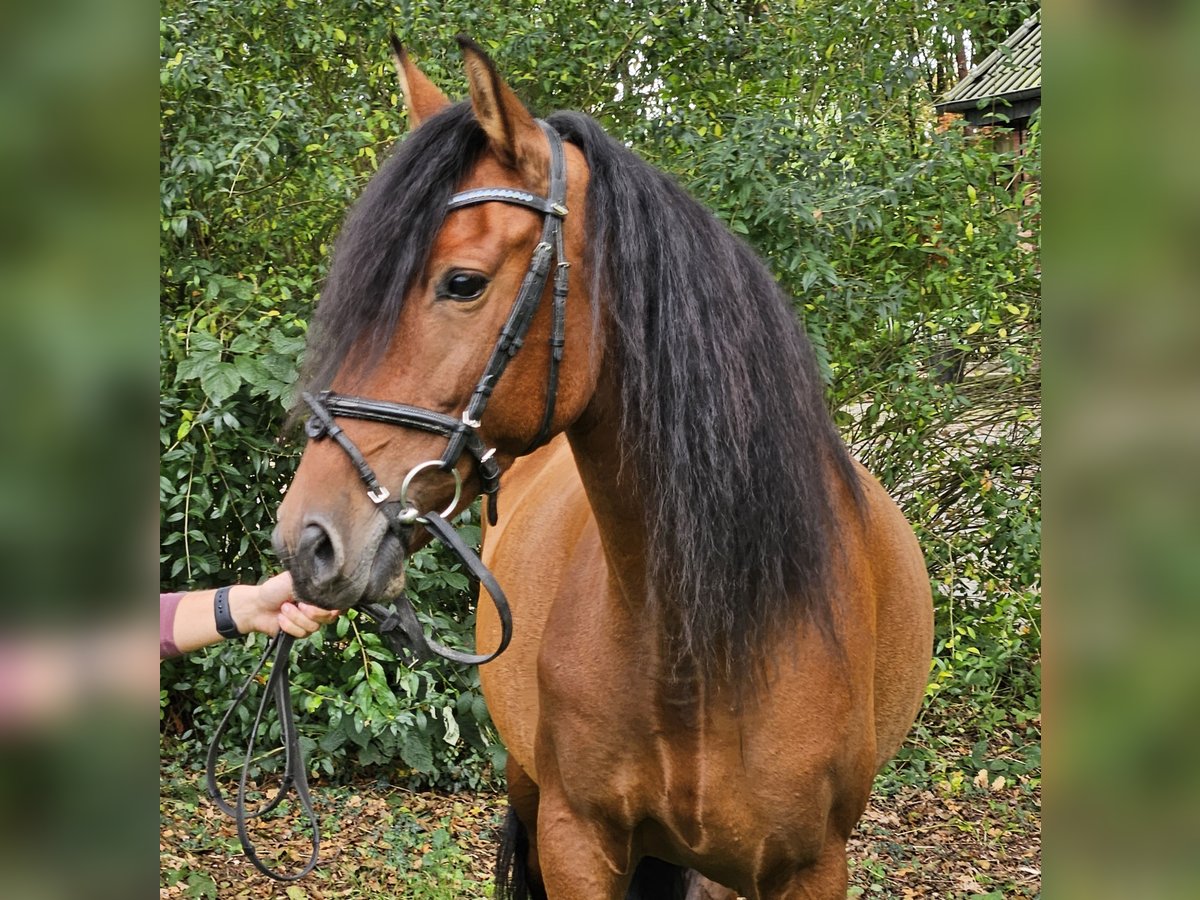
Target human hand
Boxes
[239,571,340,639]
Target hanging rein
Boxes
[205,120,570,881]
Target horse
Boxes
[274,36,933,900]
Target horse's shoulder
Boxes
[484,433,591,565]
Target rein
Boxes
[204,510,512,881]
[205,119,570,881]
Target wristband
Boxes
[214,586,243,639]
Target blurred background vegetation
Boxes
[160,0,1040,794]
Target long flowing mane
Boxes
[298,104,486,395]
[548,111,862,676]
[298,103,861,677]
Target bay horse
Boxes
[274,37,933,900]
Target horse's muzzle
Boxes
[273,514,408,610]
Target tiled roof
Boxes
[936,13,1041,114]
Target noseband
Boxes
[301,119,570,528]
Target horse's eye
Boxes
[439,271,489,302]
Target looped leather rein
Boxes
[362,510,513,666]
[205,511,511,881]
[205,633,318,882]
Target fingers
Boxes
[297,602,341,625]
[276,601,340,638]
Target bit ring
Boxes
[396,459,462,522]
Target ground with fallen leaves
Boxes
[160,765,1039,899]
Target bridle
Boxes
[206,119,571,882]
[301,118,571,529]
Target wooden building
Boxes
[936,13,1041,152]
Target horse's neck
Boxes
[565,375,653,611]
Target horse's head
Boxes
[274,39,596,609]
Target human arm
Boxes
[160,572,339,658]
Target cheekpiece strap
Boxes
[450,121,570,460]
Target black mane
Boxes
[548,111,861,676]
[299,104,861,679]
[297,103,486,395]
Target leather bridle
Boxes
[301,118,571,529]
[206,119,571,882]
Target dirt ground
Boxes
[160,774,1040,898]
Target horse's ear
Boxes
[390,35,450,129]
[457,35,546,179]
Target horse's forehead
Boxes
[462,153,546,195]
[430,197,542,261]
[421,136,589,266]
[427,156,546,256]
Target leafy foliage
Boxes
[162,508,505,790]
[161,0,1040,788]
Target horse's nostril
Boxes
[298,521,342,588]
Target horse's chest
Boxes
[538,646,835,848]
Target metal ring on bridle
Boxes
[396,459,463,524]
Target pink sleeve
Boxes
[160,592,185,659]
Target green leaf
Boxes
[399,730,435,773]
[188,332,221,352]
[184,871,217,899]
[200,363,241,405]
[261,351,298,381]
[442,571,470,592]
[233,355,272,390]
[174,351,219,383]
[268,331,307,355]
[229,333,259,354]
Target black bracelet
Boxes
[214,586,243,639]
